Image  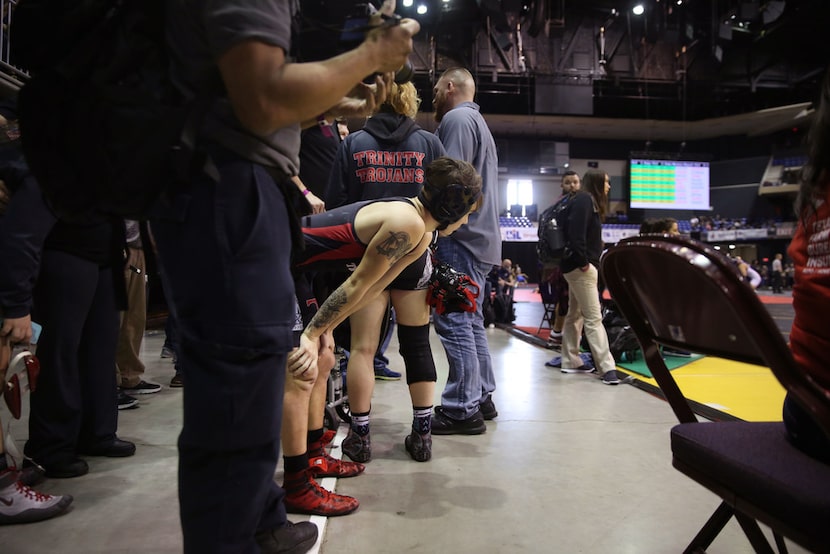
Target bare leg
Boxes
[345,293,388,414]
[280,330,359,517]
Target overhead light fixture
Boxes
[402,0,413,6]
[632,4,645,15]
[416,4,428,14]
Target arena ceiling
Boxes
[305,1,830,139]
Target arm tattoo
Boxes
[309,287,347,331]
[376,231,413,265]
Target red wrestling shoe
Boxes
[283,470,359,517]
[308,452,365,478]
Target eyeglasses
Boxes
[3,351,40,420]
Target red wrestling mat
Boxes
[755,293,793,305]
[512,288,541,303]
[516,325,550,340]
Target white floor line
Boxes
[305,425,349,554]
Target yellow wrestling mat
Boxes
[618,356,787,422]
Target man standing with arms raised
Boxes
[430,68,501,434]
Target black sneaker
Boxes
[601,370,622,385]
[479,394,498,420]
[561,365,596,374]
[256,521,318,554]
[117,390,139,410]
[431,406,486,435]
[170,373,184,388]
[120,380,162,395]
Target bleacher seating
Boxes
[498,216,534,228]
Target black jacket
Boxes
[560,191,603,273]
[0,151,126,318]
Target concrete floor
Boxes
[0,297,807,554]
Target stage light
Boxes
[632,4,645,15]
[416,4,428,14]
[402,0,413,6]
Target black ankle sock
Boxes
[283,453,309,475]
[307,428,324,444]
[0,456,7,472]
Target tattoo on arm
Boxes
[376,231,413,265]
[309,287,347,331]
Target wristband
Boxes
[302,188,311,196]
[317,114,335,139]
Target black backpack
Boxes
[537,195,572,265]
[602,303,642,362]
[12,0,217,221]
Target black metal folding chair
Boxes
[537,280,557,335]
[601,235,830,553]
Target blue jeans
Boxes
[374,306,395,371]
[432,238,496,419]
[152,145,295,553]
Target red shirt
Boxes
[788,186,830,390]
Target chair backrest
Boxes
[601,235,830,435]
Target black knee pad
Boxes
[397,324,437,385]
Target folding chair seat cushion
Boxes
[671,421,830,550]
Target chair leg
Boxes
[734,512,775,554]
[683,501,734,554]
[537,304,555,336]
[771,531,788,554]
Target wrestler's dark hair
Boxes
[418,157,482,230]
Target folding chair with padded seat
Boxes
[601,235,830,554]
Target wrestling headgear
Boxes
[426,257,481,315]
[418,157,482,230]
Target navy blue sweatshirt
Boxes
[325,108,446,208]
